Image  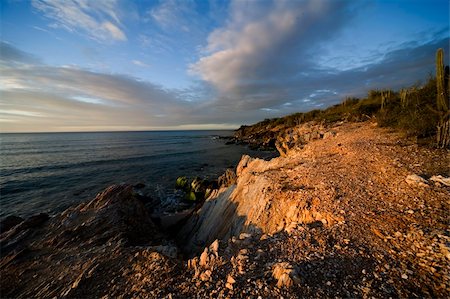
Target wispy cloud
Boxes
[31,0,127,42]
[0,42,194,132]
[148,0,196,30]
[132,60,150,68]
[140,0,215,59]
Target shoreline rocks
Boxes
[1,122,449,298]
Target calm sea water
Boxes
[0,131,274,219]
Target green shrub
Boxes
[175,176,215,202]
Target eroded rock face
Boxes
[275,121,337,156]
[178,152,341,254]
[0,184,169,298]
[218,169,237,188]
[55,184,160,246]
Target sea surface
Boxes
[0,130,275,219]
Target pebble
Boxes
[260,234,268,241]
[227,275,236,284]
[401,274,408,279]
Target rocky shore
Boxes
[1,120,449,298]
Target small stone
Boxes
[238,249,248,255]
[200,270,212,281]
[188,257,198,270]
[401,273,408,279]
[239,233,252,240]
[406,174,428,186]
[326,281,332,286]
[272,262,300,288]
[227,275,236,284]
[362,269,366,275]
[199,248,209,267]
[209,239,219,256]
[429,175,450,186]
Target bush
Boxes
[239,72,443,147]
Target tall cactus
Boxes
[436,48,448,111]
[435,48,450,148]
[400,89,408,108]
[380,90,391,110]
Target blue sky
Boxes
[0,0,449,132]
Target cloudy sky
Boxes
[1,0,449,132]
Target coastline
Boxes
[1,120,449,298]
[0,130,277,220]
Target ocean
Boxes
[0,130,275,219]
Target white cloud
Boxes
[132,60,150,68]
[101,21,126,41]
[192,0,353,96]
[32,0,127,42]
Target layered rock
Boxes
[275,121,337,156]
[178,150,343,254]
[0,184,173,298]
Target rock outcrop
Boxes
[232,120,338,153]
[275,121,337,156]
[178,150,342,254]
[0,184,172,298]
[1,122,449,298]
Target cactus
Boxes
[400,89,408,108]
[435,48,450,148]
[436,48,449,111]
[380,90,391,110]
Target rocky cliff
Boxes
[1,121,449,298]
[179,121,449,297]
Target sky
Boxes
[0,0,449,132]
